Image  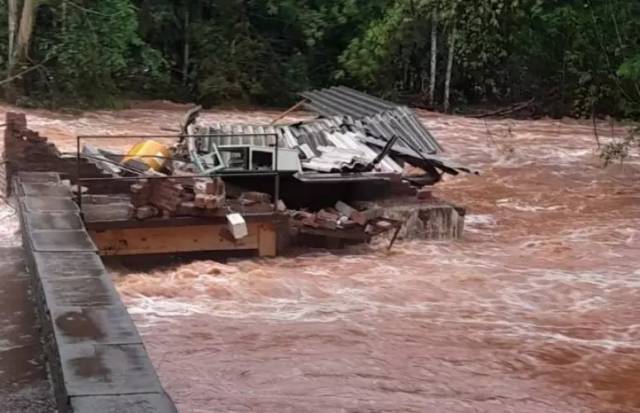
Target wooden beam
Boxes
[270,100,306,125]
[258,223,277,257]
[89,222,277,257]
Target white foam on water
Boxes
[0,205,21,248]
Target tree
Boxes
[0,0,638,115]
[4,0,39,101]
[429,12,437,106]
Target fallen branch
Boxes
[0,62,44,86]
[471,98,535,119]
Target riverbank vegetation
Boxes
[1,1,639,118]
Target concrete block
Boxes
[82,203,134,222]
[33,252,107,279]
[227,213,248,240]
[16,172,61,184]
[42,276,121,308]
[51,306,142,346]
[59,344,163,397]
[20,183,72,197]
[71,393,178,413]
[25,212,84,231]
[21,196,79,213]
[30,230,97,252]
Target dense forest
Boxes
[1,0,639,118]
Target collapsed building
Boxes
[4,87,472,258]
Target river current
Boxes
[1,103,639,412]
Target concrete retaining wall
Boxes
[15,172,178,413]
[358,197,466,240]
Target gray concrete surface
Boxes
[0,247,56,412]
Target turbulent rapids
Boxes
[2,103,640,412]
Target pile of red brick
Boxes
[130,177,226,219]
[290,201,381,231]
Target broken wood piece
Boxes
[239,191,272,205]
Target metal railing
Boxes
[75,133,282,213]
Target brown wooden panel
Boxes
[257,224,277,257]
[89,223,276,257]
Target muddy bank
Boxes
[2,104,639,412]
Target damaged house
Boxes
[4,87,472,258]
[185,86,472,208]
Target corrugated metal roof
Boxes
[184,98,471,177]
[300,86,444,155]
[284,118,402,174]
[188,123,294,148]
[300,86,397,117]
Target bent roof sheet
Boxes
[300,86,444,155]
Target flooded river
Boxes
[2,103,639,412]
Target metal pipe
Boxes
[76,135,82,212]
[273,133,280,212]
[78,171,281,183]
[77,133,280,139]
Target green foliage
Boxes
[51,0,166,105]
[0,0,638,116]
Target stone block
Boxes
[42,276,121,308]
[51,306,142,346]
[71,394,178,413]
[58,344,163,397]
[21,196,79,213]
[29,230,97,253]
[25,212,84,231]
[33,252,107,279]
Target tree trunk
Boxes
[7,0,18,70]
[15,0,37,65]
[61,0,67,33]
[182,6,190,85]
[444,25,456,113]
[429,14,437,107]
[5,0,38,102]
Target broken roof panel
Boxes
[300,86,444,155]
[188,123,295,148]
[300,86,397,118]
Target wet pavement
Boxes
[0,247,56,412]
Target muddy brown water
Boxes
[1,104,639,412]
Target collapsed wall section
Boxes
[3,112,128,195]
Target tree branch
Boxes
[0,62,44,86]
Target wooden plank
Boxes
[85,212,281,231]
[89,222,277,256]
[257,224,277,257]
[270,100,306,125]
